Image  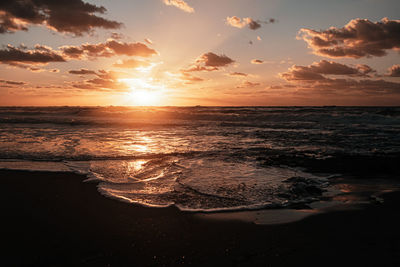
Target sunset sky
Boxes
[0,0,399,106]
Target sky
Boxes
[0,0,399,106]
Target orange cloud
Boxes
[163,0,194,13]
[226,16,261,30]
[251,59,265,64]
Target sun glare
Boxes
[120,78,165,106]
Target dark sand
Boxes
[1,170,400,266]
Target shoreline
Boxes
[1,169,400,266]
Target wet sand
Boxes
[1,170,400,266]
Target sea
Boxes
[0,106,399,212]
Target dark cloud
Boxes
[196,52,234,67]
[0,79,26,85]
[0,44,65,69]
[280,66,326,81]
[59,46,84,59]
[386,64,400,77]
[280,61,400,94]
[0,0,122,35]
[181,52,234,73]
[0,12,29,33]
[298,18,400,58]
[247,19,261,30]
[112,59,150,69]
[61,40,157,59]
[68,69,97,75]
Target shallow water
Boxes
[0,106,399,211]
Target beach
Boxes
[2,169,400,266]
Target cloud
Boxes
[0,0,122,35]
[281,60,375,81]
[229,72,248,77]
[163,0,194,13]
[280,61,400,94]
[268,84,297,90]
[61,40,158,59]
[182,52,235,73]
[298,18,400,58]
[0,79,26,85]
[196,52,234,67]
[226,17,260,30]
[386,64,400,77]
[226,16,276,30]
[68,69,97,75]
[72,70,130,91]
[226,16,247,29]
[236,81,261,88]
[0,44,65,71]
[112,59,151,69]
[180,72,204,83]
[247,19,261,30]
[251,59,265,64]
[181,65,218,72]
[110,32,124,40]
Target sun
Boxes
[130,89,161,106]
[119,78,165,106]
